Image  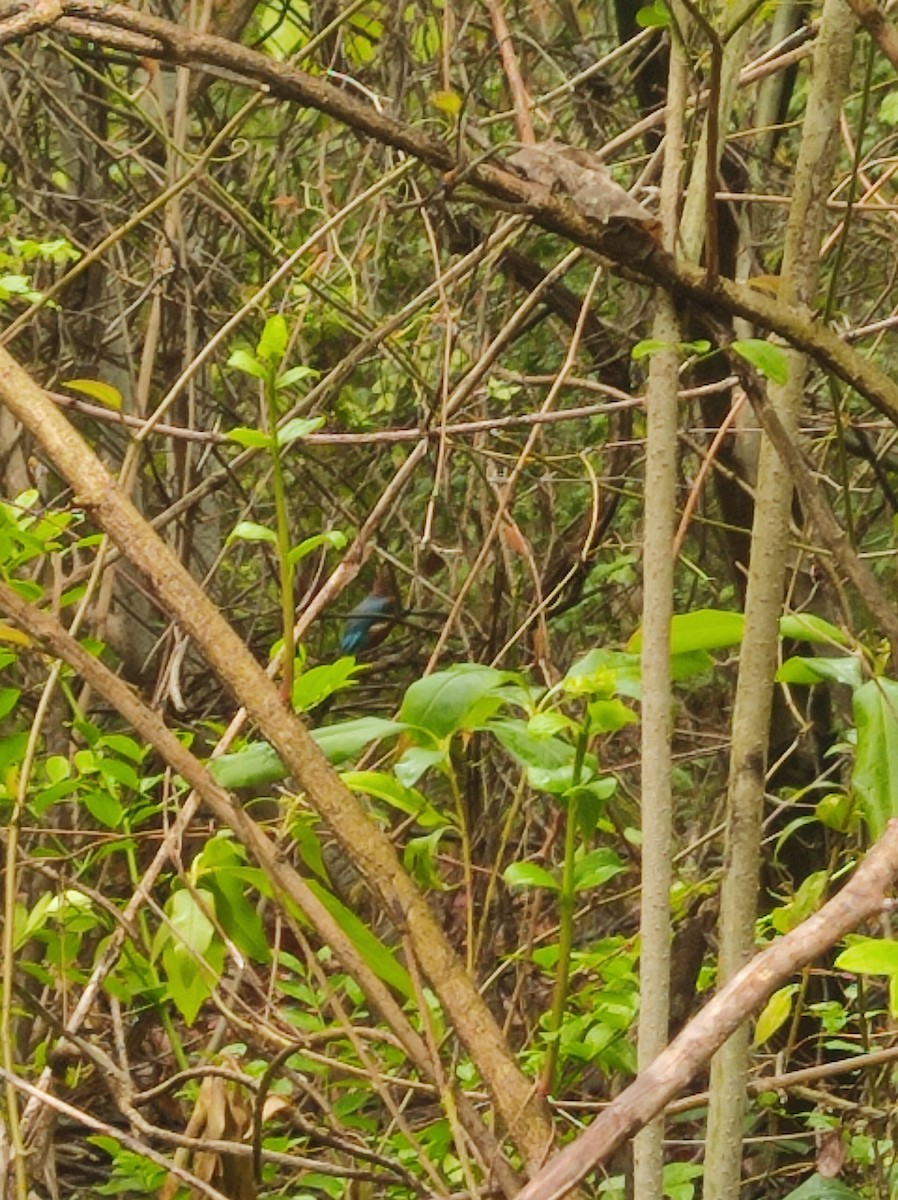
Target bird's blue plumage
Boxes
[340,593,396,653]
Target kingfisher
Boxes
[339,565,400,655]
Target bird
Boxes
[339,565,400,655]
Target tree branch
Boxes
[511,822,898,1200]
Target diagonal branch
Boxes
[0,343,555,1172]
[510,820,898,1200]
[2,2,898,426]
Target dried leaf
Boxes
[816,1127,845,1179]
[508,141,661,240]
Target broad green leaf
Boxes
[779,1175,859,1200]
[0,688,20,720]
[815,791,856,833]
[312,717,406,764]
[99,734,145,762]
[287,529,347,567]
[399,665,506,740]
[63,378,123,411]
[489,719,577,771]
[228,521,277,544]
[776,656,862,690]
[572,848,625,892]
[404,828,452,889]
[277,416,324,447]
[570,780,616,838]
[342,770,449,829]
[291,658,360,713]
[168,888,216,956]
[770,871,827,934]
[564,649,642,698]
[779,613,848,646]
[628,609,744,655]
[227,426,273,449]
[631,337,670,359]
[83,789,124,830]
[276,364,318,390]
[162,938,223,1025]
[227,348,267,379]
[257,314,288,361]
[210,742,287,788]
[635,0,670,27]
[669,649,714,680]
[503,862,559,891]
[395,745,447,787]
[587,698,638,732]
[753,984,798,1045]
[529,762,596,796]
[836,936,898,977]
[852,678,898,838]
[306,879,413,998]
[731,338,789,385]
[197,841,271,963]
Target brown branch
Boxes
[843,0,898,68]
[2,2,898,426]
[0,342,554,1174]
[511,821,898,1200]
[484,0,535,145]
[0,575,523,1197]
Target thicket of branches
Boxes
[4,0,898,1197]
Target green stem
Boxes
[265,370,295,702]
[447,763,475,973]
[540,713,590,1096]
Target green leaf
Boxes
[209,742,287,788]
[168,888,216,956]
[731,338,789,385]
[342,770,449,829]
[306,879,413,998]
[63,378,123,411]
[635,0,670,26]
[228,521,277,544]
[257,314,288,361]
[227,348,267,379]
[631,337,669,359]
[287,529,347,567]
[572,848,625,892]
[399,665,506,740]
[628,609,745,655]
[162,937,223,1025]
[879,92,898,124]
[489,719,577,771]
[291,658,360,713]
[753,984,798,1045]
[587,698,638,733]
[779,613,848,646]
[776,656,862,690]
[404,828,452,889]
[395,745,447,787]
[836,936,898,977]
[312,717,406,764]
[852,678,898,838]
[503,862,559,891]
[0,688,20,720]
[276,416,324,447]
[779,1175,860,1200]
[227,426,273,449]
[276,365,318,390]
[83,789,124,829]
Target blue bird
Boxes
[340,567,400,655]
